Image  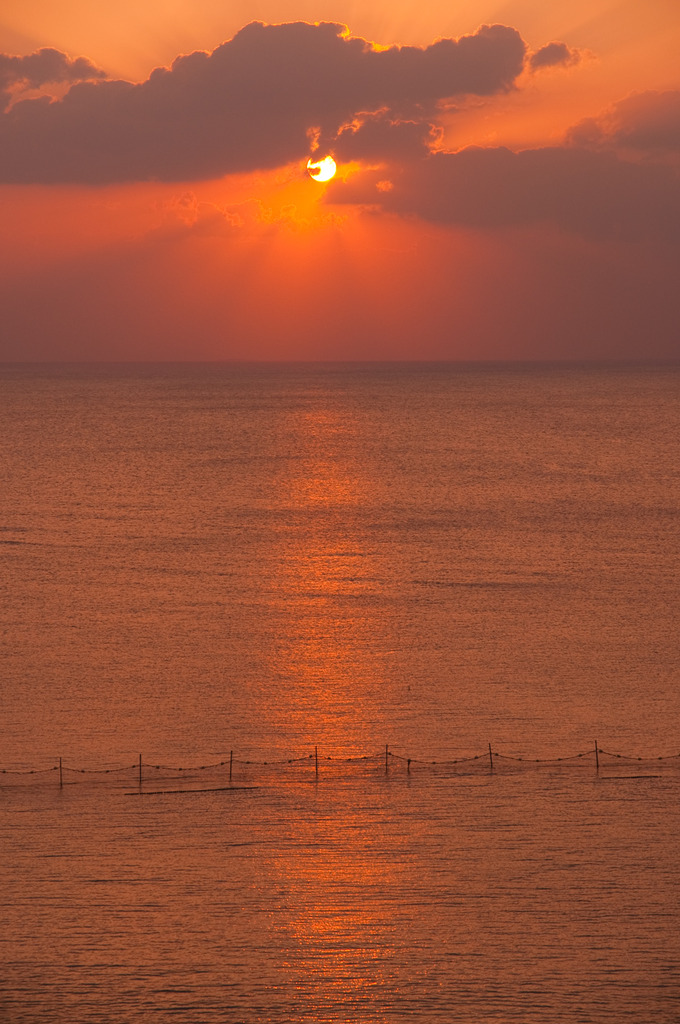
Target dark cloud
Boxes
[329,112,441,163]
[326,145,680,245]
[567,90,680,156]
[0,47,105,111]
[528,41,582,72]
[0,21,526,184]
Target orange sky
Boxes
[1,0,679,360]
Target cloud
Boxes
[323,87,680,248]
[329,112,442,164]
[0,21,526,184]
[528,41,582,72]
[0,47,106,111]
[567,90,680,156]
[326,145,680,246]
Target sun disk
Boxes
[307,156,337,182]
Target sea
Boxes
[1,362,679,1023]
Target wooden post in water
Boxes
[594,740,599,773]
[488,743,494,773]
[315,745,318,778]
[138,754,142,787]
[385,744,389,774]
[407,758,411,775]
[59,757,63,788]
[229,750,233,783]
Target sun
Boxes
[307,156,337,182]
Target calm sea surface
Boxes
[1,363,679,1022]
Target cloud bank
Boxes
[0,21,526,184]
[326,144,680,246]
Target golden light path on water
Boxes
[263,398,391,752]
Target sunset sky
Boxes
[1,0,679,361]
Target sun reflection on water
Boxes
[271,794,417,1023]
[263,402,393,755]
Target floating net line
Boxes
[1,745,679,789]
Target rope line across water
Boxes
[2,746,679,781]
